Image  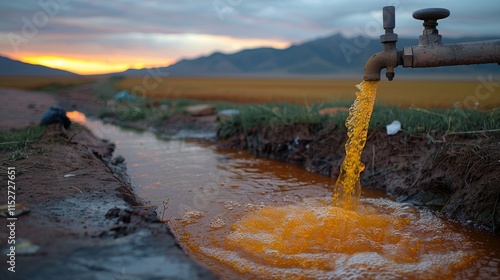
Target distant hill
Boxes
[0,55,77,76]
[116,33,500,78]
[2,33,498,78]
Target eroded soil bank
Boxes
[219,124,500,233]
[0,87,217,279]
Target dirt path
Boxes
[0,89,58,130]
[0,87,216,279]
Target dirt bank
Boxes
[0,87,217,279]
[219,124,500,233]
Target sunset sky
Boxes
[1,0,499,75]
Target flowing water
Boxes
[333,81,378,211]
[79,114,500,279]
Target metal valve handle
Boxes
[412,7,450,44]
[412,8,450,21]
[383,6,395,29]
[381,6,398,43]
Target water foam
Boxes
[201,198,477,279]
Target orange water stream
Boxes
[333,80,378,211]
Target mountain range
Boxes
[1,33,499,78]
[0,55,77,76]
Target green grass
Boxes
[370,104,500,135]
[99,97,240,123]
[218,102,344,139]
[99,104,149,122]
[0,126,45,162]
[218,102,500,139]
[159,99,239,120]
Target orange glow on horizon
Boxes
[11,35,290,75]
[19,55,174,75]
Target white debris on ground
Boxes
[386,120,401,135]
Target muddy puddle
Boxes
[84,118,500,279]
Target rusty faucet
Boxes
[364,6,500,81]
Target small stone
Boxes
[217,109,240,121]
[113,155,125,164]
[40,105,71,129]
[14,239,40,255]
[105,207,121,219]
[210,218,226,229]
[181,211,205,224]
[224,201,241,210]
[183,104,215,116]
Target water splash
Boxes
[201,198,479,279]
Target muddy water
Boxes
[84,119,500,279]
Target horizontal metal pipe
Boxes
[403,39,500,68]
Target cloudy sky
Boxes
[1,0,499,74]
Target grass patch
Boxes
[218,102,500,139]
[0,126,45,162]
[99,97,239,124]
[218,102,346,139]
[99,104,151,122]
[370,104,500,135]
[161,99,238,116]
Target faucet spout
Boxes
[363,46,402,81]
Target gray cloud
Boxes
[2,0,499,39]
[0,0,498,69]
